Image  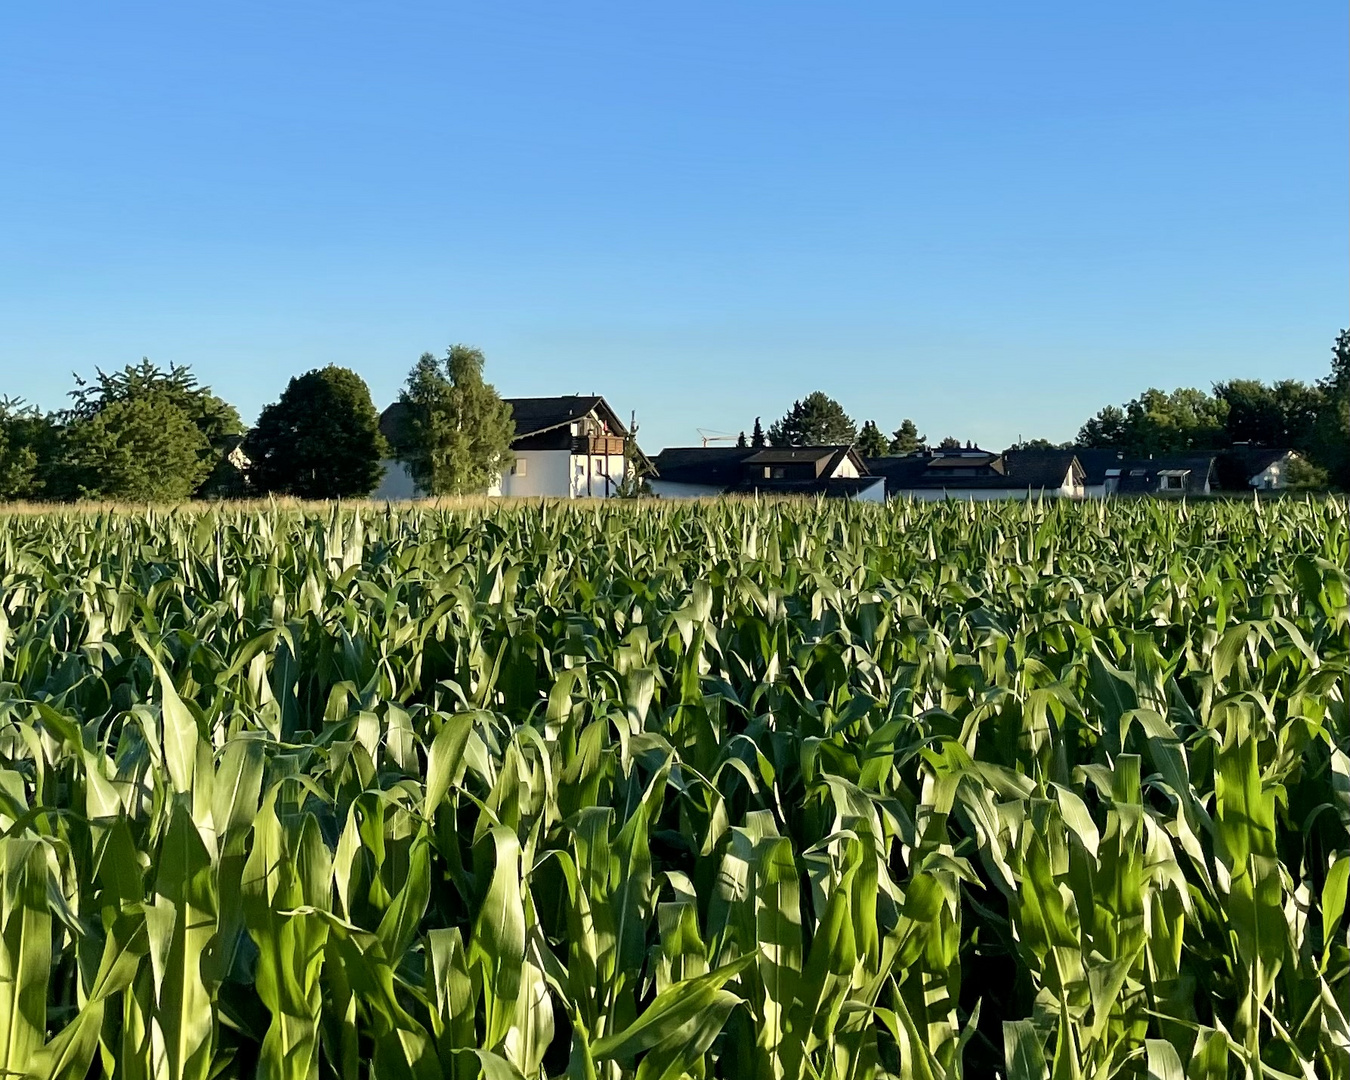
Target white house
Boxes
[1221,448,1304,490]
[373,395,647,500]
[649,445,886,501]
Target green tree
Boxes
[389,347,515,496]
[888,418,926,455]
[51,360,239,501]
[1077,389,1228,455]
[62,394,212,501]
[856,420,889,457]
[767,392,857,446]
[1311,329,1350,488]
[1284,455,1329,490]
[0,399,51,500]
[937,436,962,450]
[736,431,748,448]
[69,359,242,446]
[1077,404,1127,448]
[1214,378,1322,449]
[249,366,387,498]
[751,417,766,447]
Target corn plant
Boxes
[0,496,1344,1079]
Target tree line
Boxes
[4,330,1345,500]
[0,346,516,502]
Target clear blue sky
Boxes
[2,1,1345,453]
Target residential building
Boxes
[1115,455,1215,495]
[649,445,885,501]
[1215,447,1304,490]
[373,394,647,500]
[865,447,1086,500]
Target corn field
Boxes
[0,497,1346,1080]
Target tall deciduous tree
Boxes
[1213,378,1322,449]
[889,419,926,455]
[0,399,45,501]
[389,346,515,496]
[1076,388,1228,455]
[249,366,387,498]
[767,392,856,446]
[856,420,889,457]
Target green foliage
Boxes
[1313,330,1350,489]
[67,359,243,445]
[1284,455,1330,489]
[0,497,1345,1079]
[391,347,516,496]
[62,393,213,500]
[937,435,963,449]
[1214,377,1323,450]
[0,400,45,500]
[46,360,242,502]
[249,365,387,498]
[1077,387,1229,455]
[751,417,767,448]
[856,420,888,457]
[889,418,926,455]
[767,392,856,446]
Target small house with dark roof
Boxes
[374,394,649,500]
[1215,447,1304,491]
[648,445,885,501]
[865,447,1086,500]
[1115,455,1215,495]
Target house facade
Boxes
[649,445,885,501]
[866,447,1086,501]
[373,395,646,500]
[1215,448,1303,491]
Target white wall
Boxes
[569,453,629,498]
[854,478,886,502]
[372,459,421,501]
[892,486,1078,502]
[831,457,860,479]
[650,480,731,499]
[1251,459,1288,489]
[495,451,632,498]
[499,450,573,498]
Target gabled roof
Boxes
[380,395,631,446]
[1115,455,1215,493]
[1072,449,1127,485]
[650,445,868,491]
[745,446,845,464]
[503,395,628,438]
[1001,449,1085,489]
[650,447,757,486]
[864,449,1081,494]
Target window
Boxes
[763,466,772,478]
[570,422,581,436]
[510,460,527,477]
[1160,474,1183,491]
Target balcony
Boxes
[573,435,626,456]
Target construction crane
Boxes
[697,428,742,447]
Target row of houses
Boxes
[372,395,1306,502]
